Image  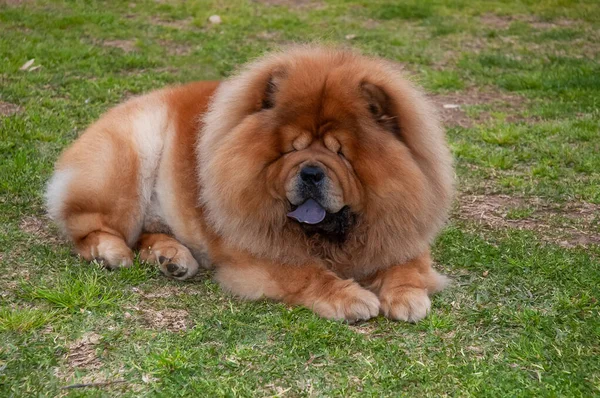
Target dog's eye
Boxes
[337,150,345,159]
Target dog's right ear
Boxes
[360,81,401,137]
[260,69,285,110]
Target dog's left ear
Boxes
[361,82,400,135]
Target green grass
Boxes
[1,0,599,396]
[23,266,124,312]
[0,307,55,333]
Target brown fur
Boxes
[47,46,454,321]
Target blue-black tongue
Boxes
[287,199,327,224]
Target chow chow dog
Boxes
[46,46,454,322]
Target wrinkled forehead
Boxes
[273,62,364,131]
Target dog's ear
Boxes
[361,82,400,135]
[261,69,286,110]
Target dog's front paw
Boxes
[380,287,431,323]
[312,281,380,322]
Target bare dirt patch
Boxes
[528,18,576,29]
[131,284,204,299]
[0,101,21,117]
[58,333,130,392]
[0,267,30,298]
[150,17,193,29]
[19,215,64,244]
[479,14,578,30]
[480,14,514,30]
[429,88,529,128]
[252,0,325,9]
[65,333,102,371]
[102,39,137,53]
[362,18,381,30]
[140,308,189,332]
[158,40,193,56]
[348,322,379,336]
[253,30,286,43]
[129,286,199,332]
[19,216,47,236]
[0,0,33,5]
[456,194,600,247]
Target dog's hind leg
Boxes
[48,175,139,270]
[46,132,143,269]
[46,94,169,269]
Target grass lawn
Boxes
[1,0,599,396]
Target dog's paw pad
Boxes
[164,262,188,278]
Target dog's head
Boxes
[199,46,454,267]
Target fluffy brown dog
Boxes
[46,46,454,322]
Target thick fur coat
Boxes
[47,46,454,322]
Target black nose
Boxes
[300,166,325,185]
